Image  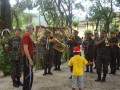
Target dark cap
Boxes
[110,31,115,34]
[101,30,107,33]
[74,30,78,33]
[16,28,21,31]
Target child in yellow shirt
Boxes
[68,46,88,90]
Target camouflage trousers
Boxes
[10,59,22,79]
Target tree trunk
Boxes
[13,11,19,28]
[1,0,12,31]
[96,20,99,31]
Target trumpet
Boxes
[105,38,109,46]
[118,42,120,48]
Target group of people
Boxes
[68,30,120,90]
[1,24,34,90]
[82,30,120,82]
[1,23,120,90]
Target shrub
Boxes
[0,50,11,76]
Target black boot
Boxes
[17,77,23,86]
[101,74,106,82]
[43,68,47,75]
[90,65,93,73]
[13,79,19,87]
[57,65,61,71]
[69,75,72,79]
[48,68,53,75]
[86,66,89,72]
[95,74,101,81]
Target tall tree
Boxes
[89,0,116,32]
[0,0,12,31]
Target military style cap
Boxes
[46,29,51,33]
[74,30,78,33]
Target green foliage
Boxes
[73,20,79,28]
[0,51,11,76]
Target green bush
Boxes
[0,50,11,76]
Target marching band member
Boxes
[83,31,94,73]
[95,30,110,82]
[93,31,99,69]
[54,31,63,71]
[40,29,54,75]
[109,31,119,75]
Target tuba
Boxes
[49,36,66,52]
[118,41,120,48]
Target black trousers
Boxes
[23,55,33,90]
[54,49,62,66]
[96,57,109,74]
[110,52,117,73]
[43,52,53,69]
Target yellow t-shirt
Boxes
[68,55,88,76]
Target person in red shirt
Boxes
[21,24,34,90]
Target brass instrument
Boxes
[105,38,109,46]
[118,41,120,48]
[49,36,66,52]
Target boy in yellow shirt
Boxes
[68,46,88,90]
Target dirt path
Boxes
[0,62,120,90]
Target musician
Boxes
[54,31,63,71]
[109,31,119,75]
[40,29,54,75]
[93,31,99,69]
[115,30,120,70]
[67,30,81,58]
[83,31,94,73]
[67,30,81,79]
[95,30,110,82]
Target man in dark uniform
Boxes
[67,30,81,58]
[93,31,99,69]
[40,29,54,75]
[54,32,64,71]
[67,30,81,79]
[83,31,94,73]
[95,30,110,82]
[109,31,119,75]
[8,29,23,87]
[115,30,120,70]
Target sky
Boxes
[10,0,120,21]
[10,0,87,20]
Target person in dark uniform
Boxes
[54,32,64,71]
[67,30,81,79]
[83,31,94,73]
[93,31,99,69]
[115,30,120,70]
[109,31,119,75]
[40,29,54,75]
[95,30,110,82]
[67,30,81,58]
[8,29,23,87]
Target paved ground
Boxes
[0,62,120,90]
